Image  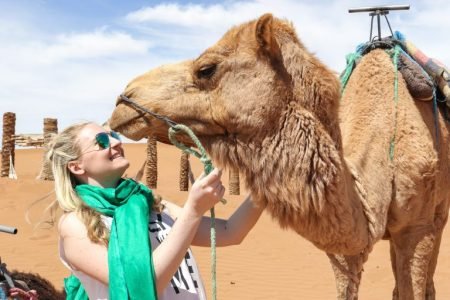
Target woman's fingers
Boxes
[212,180,222,190]
[9,287,39,300]
[210,182,225,199]
[186,168,226,215]
[216,184,226,199]
[200,168,222,186]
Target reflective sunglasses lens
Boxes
[95,132,110,149]
[110,131,121,141]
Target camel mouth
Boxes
[113,120,150,141]
[112,115,177,145]
[110,97,225,146]
[109,113,146,141]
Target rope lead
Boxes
[168,124,224,300]
[389,45,401,161]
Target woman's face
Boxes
[72,123,130,187]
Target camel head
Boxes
[110,13,341,166]
[110,14,367,255]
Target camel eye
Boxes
[197,64,217,79]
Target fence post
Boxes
[37,118,58,180]
[179,152,190,191]
[1,112,16,177]
[146,135,157,189]
[229,168,240,195]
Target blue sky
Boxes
[1,0,449,140]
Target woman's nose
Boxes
[110,135,122,148]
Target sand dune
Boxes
[1,144,450,299]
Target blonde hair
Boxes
[47,121,109,245]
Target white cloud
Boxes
[123,0,449,71]
[125,1,266,29]
[122,0,374,71]
[38,28,152,64]
[126,3,231,27]
[0,23,162,136]
[0,28,151,66]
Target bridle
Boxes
[116,94,179,128]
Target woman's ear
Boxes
[67,161,85,176]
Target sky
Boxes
[0,0,449,141]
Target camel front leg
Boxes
[425,208,448,300]
[389,240,399,300]
[390,225,436,300]
[327,253,366,300]
[424,231,441,300]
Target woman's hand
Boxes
[184,168,225,217]
[9,287,39,300]
[152,168,224,295]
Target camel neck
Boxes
[210,107,370,255]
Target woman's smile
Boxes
[110,152,124,161]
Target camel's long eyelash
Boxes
[197,64,217,79]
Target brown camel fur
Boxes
[109,14,450,300]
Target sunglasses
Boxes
[95,131,121,149]
[76,131,122,159]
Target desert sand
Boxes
[1,143,450,299]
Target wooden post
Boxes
[180,152,190,191]
[229,168,240,195]
[37,118,58,180]
[1,112,16,177]
[146,135,157,189]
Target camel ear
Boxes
[255,13,282,62]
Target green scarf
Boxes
[64,178,158,300]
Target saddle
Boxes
[397,52,434,101]
[394,31,450,105]
[342,32,450,112]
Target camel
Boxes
[109,14,450,299]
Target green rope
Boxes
[389,45,401,161]
[168,124,223,300]
[340,52,362,94]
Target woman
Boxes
[48,122,264,300]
